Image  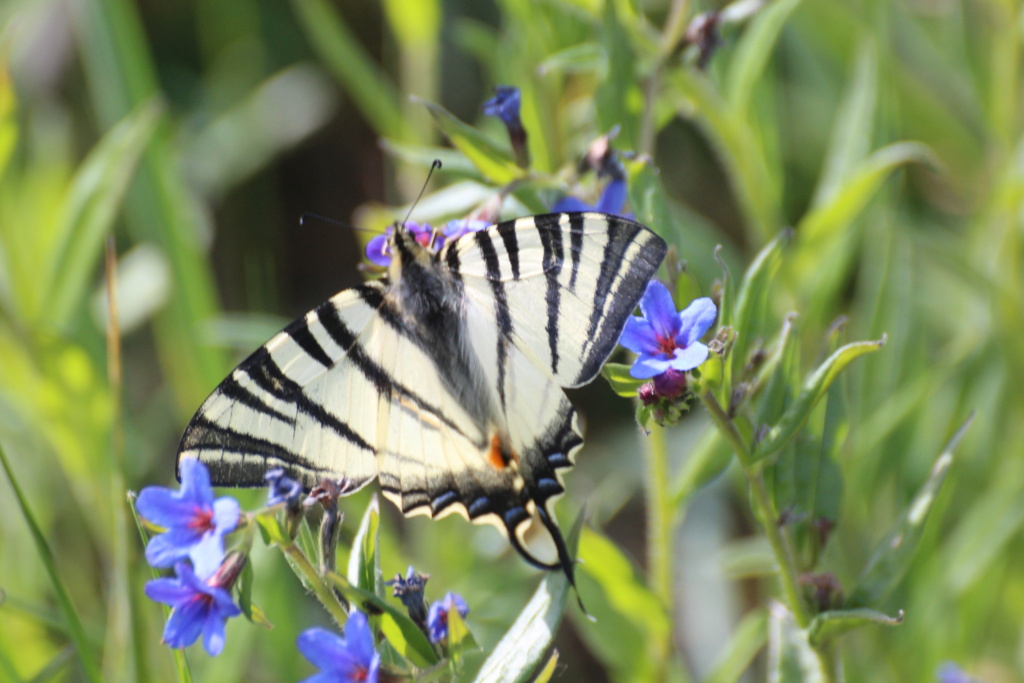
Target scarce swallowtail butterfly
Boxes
[176,211,667,587]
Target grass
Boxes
[0,0,1021,680]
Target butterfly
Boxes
[176,211,667,587]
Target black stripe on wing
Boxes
[474,230,513,410]
[535,214,565,376]
[576,214,666,384]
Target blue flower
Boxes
[265,468,302,508]
[552,177,630,218]
[144,561,242,656]
[619,281,717,380]
[483,85,529,168]
[426,592,469,644]
[365,222,440,267]
[482,86,521,127]
[137,459,240,579]
[385,565,429,628]
[298,612,380,683]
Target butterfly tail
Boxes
[506,503,588,614]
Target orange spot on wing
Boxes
[487,433,519,470]
[488,434,506,469]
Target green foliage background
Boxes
[0,0,1020,680]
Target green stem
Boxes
[279,541,349,626]
[699,391,810,627]
[646,424,673,607]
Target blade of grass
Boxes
[0,442,102,683]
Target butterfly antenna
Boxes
[401,159,443,247]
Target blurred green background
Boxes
[0,0,1021,680]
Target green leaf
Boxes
[810,40,878,208]
[845,416,973,608]
[328,573,439,669]
[379,139,484,179]
[753,314,800,429]
[798,142,935,247]
[624,158,676,241]
[290,0,407,139]
[472,510,584,683]
[446,605,477,671]
[416,97,525,185]
[45,100,161,328]
[0,65,17,182]
[236,560,273,630]
[753,336,887,461]
[530,650,559,683]
[568,527,670,681]
[596,0,639,147]
[602,363,644,398]
[808,607,904,646]
[732,230,790,374]
[705,608,768,683]
[538,43,604,75]
[767,602,825,683]
[255,512,289,547]
[348,494,382,598]
[724,0,803,115]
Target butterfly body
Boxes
[178,212,666,583]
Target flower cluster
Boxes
[618,280,718,424]
[365,219,488,267]
[136,459,244,655]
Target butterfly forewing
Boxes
[177,283,388,489]
[447,212,667,388]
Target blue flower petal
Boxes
[482,86,521,126]
[639,281,680,341]
[179,458,213,504]
[144,577,194,604]
[145,533,190,569]
[669,342,709,372]
[596,178,627,215]
[618,317,660,354]
[202,608,228,656]
[297,628,351,671]
[135,487,196,527]
[189,533,226,580]
[163,595,207,649]
[345,612,376,665]
[676,297,717,348]
[630,353,673,379]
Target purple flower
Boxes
[385,565,430,628]
[482,86,521,126]
[619,281,717,380]
[937,663,980,683]
[443,218,489,242]
[365,222,440,267]
[137,459,240,579]
[298,612,380,683]
[144,561,242,656]
[265,468,302,508]
[552,177,630,218]
[483,85,529,168]
[426,592,469,644]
